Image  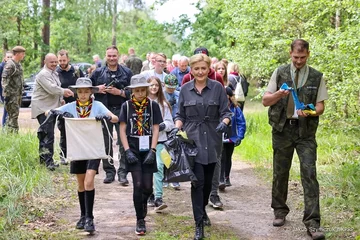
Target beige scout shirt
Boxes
[31,66,64,118]
[266,63,328,118]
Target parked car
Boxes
[73,62,92,76]
[21,74,36,108]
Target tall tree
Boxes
[41,0,50,66]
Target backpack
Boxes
[234,76,245,102]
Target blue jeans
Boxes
[1,98,8,127]
[153,144,165,199]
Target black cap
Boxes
[193,47,209,56]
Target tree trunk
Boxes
[41,0,50,67]
[335,9,341,30]
[111,0,117,46]
[3,38,8,54]
[17,16,21,45]
[87,23,92,53]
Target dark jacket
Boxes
[175,79,232,165]
[90,64,133,107]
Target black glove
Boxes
[168,127,179,138]
[234,139,241,147]
[125,149,139,164]
[63,112,74,118]
[159,122,166,132]
[143,150,156,165]
[95,114,112,122]
[216,122,228,133]
[50,110,74,119]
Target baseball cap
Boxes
[193,47,209,56]
[164,74,178,88]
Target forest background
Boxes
[0,0,359,239]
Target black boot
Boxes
[76,191,86,229]
[194,221,204,240]
[84,217,95,233]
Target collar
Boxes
[189,78,212,91]
[44,65,58,75]
[290,63,308,74]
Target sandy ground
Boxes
[1,106,312,240]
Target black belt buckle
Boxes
[288,119,298,125]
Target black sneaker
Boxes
[84,218,95,234]
[147,194,155,207]
[209,195,223,209]
[118,175,129,186]
[46,163,59,171]
[218,181,226,191]
[225,178,232,187]
[75,216,85,229]
[103,174,115,184]
[135,219,146,235]
[154,198,168,212]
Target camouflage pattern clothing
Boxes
[268,63,326,229]
[1,59,24,133]
[125,54,142,75]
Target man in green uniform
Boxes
[1,46,26,133]
[262,39,328,240]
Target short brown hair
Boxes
[57,49,69,57]
[291,39,309,52]
[106,45,119,52]
[156,52,167,60]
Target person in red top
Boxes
[181,47,224,87]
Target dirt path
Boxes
[4,106,312,240]
[57,158,311,240]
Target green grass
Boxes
[0,132,76,239]
[236,101,360,239]
[145,214,238,240]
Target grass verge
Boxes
[0,131,77,239]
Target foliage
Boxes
[0,133,49,232]
[0,0,180,77]
[182,0,359,127]
[237,102,360,239]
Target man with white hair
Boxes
[170,56,190,88]
[93,54,102,68]
[167,54,181,72]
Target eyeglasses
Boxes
[156,60,166,63]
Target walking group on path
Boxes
[1,38,327,240]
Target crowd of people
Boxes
[0,39,327,240]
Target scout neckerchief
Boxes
[76,98,93,118]
[131,95,149,136]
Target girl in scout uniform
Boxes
[48,77,118,234]
[119,74,163,235]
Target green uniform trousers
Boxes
[271,120,321,229]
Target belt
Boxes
[286,119,299,125]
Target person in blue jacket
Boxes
[219,86,246,189]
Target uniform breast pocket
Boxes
[207,100,219,117]
[184,100,198,117]
[303,86,318,102]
